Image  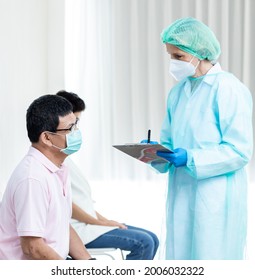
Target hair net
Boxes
[161,17,221,62]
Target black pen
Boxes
[147,129,151,144]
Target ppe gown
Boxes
[154,63,253,259]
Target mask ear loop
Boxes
[191,57,201,78]
[45,131,67,151]
[189,56,195,63]
[189,56,200,69]
[194,59,200,70]
[43,131,56,147]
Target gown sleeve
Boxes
[186,76,253,179]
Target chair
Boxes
[87,248,125,260]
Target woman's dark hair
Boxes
[26,94,73,143]
[56,90,86,113]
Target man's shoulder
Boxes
[8,152,49,185]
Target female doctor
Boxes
[154,17,253,259]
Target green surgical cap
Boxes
[161,17,221,62]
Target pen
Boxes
[147,129,151,144]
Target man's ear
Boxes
[40,132,53,147]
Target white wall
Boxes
[0,0,65,195]
[48,0,65,92]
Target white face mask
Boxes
[169,57,199,81]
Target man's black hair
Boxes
[56,90,86,113]
[26,94,73,143]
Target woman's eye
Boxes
[173,54,182,60]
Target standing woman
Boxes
[154,17,253,259]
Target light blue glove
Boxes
[140,139,158,144]
[157,148,187,167]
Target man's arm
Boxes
[68,225,92,260]
[20,236,63,260]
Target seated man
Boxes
[0,94,92,260]
[57,90,159,260]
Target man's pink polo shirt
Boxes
[0,147,72,259]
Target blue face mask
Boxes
[61,129,82,155]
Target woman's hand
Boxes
[157,148,187,167]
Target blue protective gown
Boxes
[155,63,253,260]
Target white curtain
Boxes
[65,0,168,181]
[65,0,255,259]
[65,0,255,181]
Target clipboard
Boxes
[113,143,173,164]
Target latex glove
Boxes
[140,139,158,144]
[157,148,187,167]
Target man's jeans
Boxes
[86,225,159,260]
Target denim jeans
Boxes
[86,225,159,260]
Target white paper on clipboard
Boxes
[113,143,173,164]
